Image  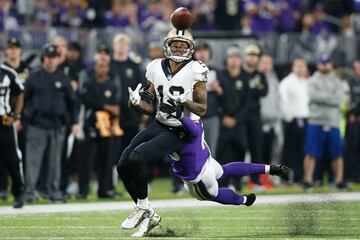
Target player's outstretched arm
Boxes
[128,82,156,115]
[184,81,207,116]
[180,116,200,138]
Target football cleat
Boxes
[121,206,154,230]
[336,182,348,190]
[303,182,314,192]
[131,212,161,237]
[244,193,256,206]
[13,196,24,209]
[270,165,294,182]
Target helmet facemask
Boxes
[163,29,194,63]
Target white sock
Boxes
[137,198,150,209]
[243,196,247,204]
[265,165,270,174]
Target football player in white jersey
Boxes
[117,28,208,237]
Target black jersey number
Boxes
[157,85,185,103]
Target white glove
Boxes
[128,83,142,106]
[167,89,191,104]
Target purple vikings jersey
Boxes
[171,117,210,181]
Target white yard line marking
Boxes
[0,192,359,216]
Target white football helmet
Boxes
[163,28,194,63]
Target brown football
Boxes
[170,7,194,30]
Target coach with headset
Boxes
[23,44,78,202]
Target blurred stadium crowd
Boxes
[1,0,360,208]
[1,0,360,34]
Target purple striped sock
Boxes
[212,188,244,205]
[219,162,265,181]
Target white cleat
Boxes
[131,213,161,237]
[121,206,154,230]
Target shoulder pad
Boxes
[145,59,162,83]
[191,60,209,74]
[146,59,162,73]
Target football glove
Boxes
[128,83,142,106]
[159,99,184,119]
[167,89,191,104]
[139,89,156,104]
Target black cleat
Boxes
[336,182,348,190]
[303,182,314,192]
[13,197,24,209]
[0,191,7,201]
[244,193,256,206]
[270,165,294,182]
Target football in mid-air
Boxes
[170,7,194,30]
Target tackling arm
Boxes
[180,115,200,138]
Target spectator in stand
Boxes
[292,14,316,62]
[344,60,360,183]
[0,0,21,30]
[258,55,281,167]
[276,0,302,32]
[240,16,252,35]
[190,0,215,31]
[310,4,333,35]
[139,0,172,44]
[57,0,87,28]
[30,0,52,28]
[105,0,137,28]
[245,0,280,35]
[279,58,309,184]
[138,0,163,30]
[214,0,243,30]
[303,55,346,191]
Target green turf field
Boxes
[1,201,359,239]
[1,178,360,205]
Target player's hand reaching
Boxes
[128,83,142,106]
[160,99,184,119]
[167,89,191,104]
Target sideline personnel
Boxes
[0,62,24,208]
[23,45,78,202]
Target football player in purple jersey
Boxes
[161,98,293,206]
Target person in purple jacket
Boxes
[161,98,293,206]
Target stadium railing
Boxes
[0,27,358,67]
